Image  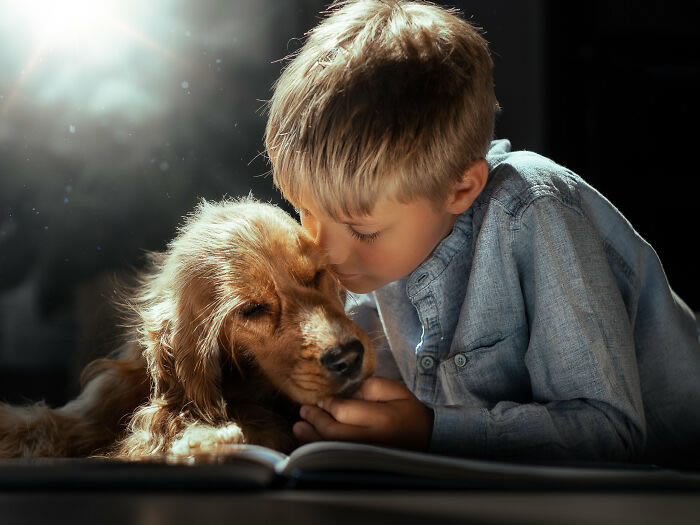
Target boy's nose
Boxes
[314,224,349,266]
[300,211,350,265]
[318,235,349,265]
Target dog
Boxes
[0,197,375,458]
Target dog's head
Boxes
[136,197,375,424]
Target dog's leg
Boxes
[167,421,246,457]
[0,343,149,458]
[119,407,297,457]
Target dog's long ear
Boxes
[171,279,228,424]
[141,277,227,427]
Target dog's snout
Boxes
[321,340,364,378]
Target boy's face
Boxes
[294,193,458,294]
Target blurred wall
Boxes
[0,0,697,405]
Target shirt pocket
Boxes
[436,327,531,406]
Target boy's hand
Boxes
[293,376,434,451]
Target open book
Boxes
[2,441,700,490]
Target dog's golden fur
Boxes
[0,198,375,458]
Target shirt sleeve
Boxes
[345,292,403,382]
[429,194,647,461]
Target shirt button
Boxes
[420,356,435,370]
[454,353,467,368]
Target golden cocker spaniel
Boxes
[0,198,375,458]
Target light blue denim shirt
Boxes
[347,139,700,463]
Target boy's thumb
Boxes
[353,376,410,402]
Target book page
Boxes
[216,444,288,470]
[277,441,700,489]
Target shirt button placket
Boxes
[413,293,441,402]
[415,352,437,401]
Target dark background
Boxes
[1,0,698,406]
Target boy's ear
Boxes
[445,159,488,214]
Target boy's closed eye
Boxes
[296,206,382,243]
[347,226,380,243]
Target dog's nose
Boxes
[321,340,364,378]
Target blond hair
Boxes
[265,0,499,218]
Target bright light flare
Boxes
[8,0,120,53]
[0,0,177,117]
[25,0,116,41]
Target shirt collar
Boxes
[405,208,474,298]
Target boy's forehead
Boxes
[296,187,420,226]
[293,188,371,222]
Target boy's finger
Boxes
[354,376,412,402]
[301,404,371,441]
[292,421,323,443]
[318,396,378,427]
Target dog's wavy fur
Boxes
[0,198,375,459]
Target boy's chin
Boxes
[341,276,390,294]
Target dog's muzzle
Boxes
[320,340,364,380]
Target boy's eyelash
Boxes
[348,227,380,243]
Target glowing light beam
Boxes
[0,0,180,117]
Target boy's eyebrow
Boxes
[340,218,380,227]
[295,201,382,227]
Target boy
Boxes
[264,0,700,464]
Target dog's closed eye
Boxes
[238,302,269,319]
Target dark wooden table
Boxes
[2,489,700,525]
[2,456,699,525]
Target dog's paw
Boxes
[169,422,245,456]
